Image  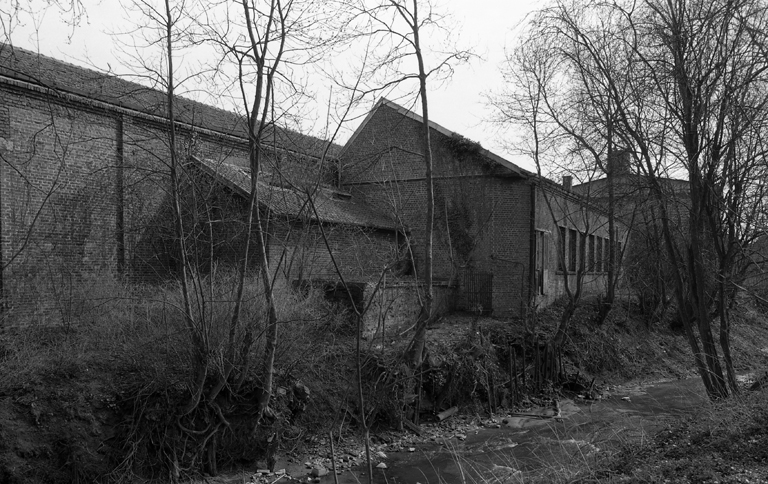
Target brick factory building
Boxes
[0,46,623,325]
[341,99,625,317]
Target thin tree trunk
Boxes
[407,0,434,368]
[719,283,739,394]
[597,113,616,325]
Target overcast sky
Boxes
[6,0,540,171]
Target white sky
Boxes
[5,0,540,171]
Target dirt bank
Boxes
[1,296,767,483]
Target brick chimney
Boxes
[607,149,631,175]
[562,175,573,191]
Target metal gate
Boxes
[459,269,493,314]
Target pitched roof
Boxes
[195,157,400,231]
[341,98,533,178]
[0,44,341,158]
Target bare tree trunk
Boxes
[718,283,739,394]
[597,126,616,325]
[160,0,211,423]
[406,0,434,368]
[237,0,286,429]
[552,299,577,349]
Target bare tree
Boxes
[499,0,768,399]
[107,0,348,476]
[491,12,634,380]
[339,0,473,367]
[1,0,86,44]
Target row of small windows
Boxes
[558,226,620,273]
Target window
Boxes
[596,237,603,272]
[588,235,595,272]
[568,229,577,272]
[558,226,566,271]
[535,230,550,295]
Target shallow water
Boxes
[335,377,709,484]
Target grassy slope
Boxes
[581,386,768,483]
[539,297,768,483]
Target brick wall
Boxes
[267,218,402,284]
[0,80,349,324]
[341,102,533,317]
[0,89,120,321]
[361,280,454,338]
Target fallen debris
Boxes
[437,406,459,421]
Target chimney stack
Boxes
[607,149,631,175]
[562,175,573,191]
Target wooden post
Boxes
[489,370,496,414]
[535,341,541,392]
[484,362,493,416]
[521,338,527,388]
[415,369,423,425]
[507,342,515,395]
[512,346,519,404]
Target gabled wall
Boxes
[341,101,533,316]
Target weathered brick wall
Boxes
[0,81,344,323]
[267,219,402,283]
[485,177,532,316]
[0,88,120,321]
[361,280,454,338]
[121,119,254,281]
[342,102,532,317]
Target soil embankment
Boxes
[1,297,767,483]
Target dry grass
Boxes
[0,271,359,483]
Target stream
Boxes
[213,377,712,484]
[333,377,709,483]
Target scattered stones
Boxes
[311,466,329,477]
